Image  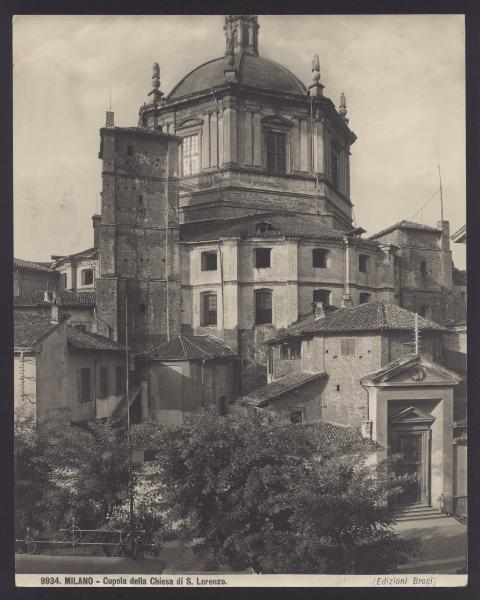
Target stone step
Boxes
[395,512,448,522]
[393,505,447,521]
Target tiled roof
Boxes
[14,258,55,272]
[145,334,237,361]
[244,371,327,406]
[180,212,349,243]
[14,313,57,347]
[270,301,446,342]
[299,422,372,450]
[13,290,96,307]
[369,220,441,240]
[66,326,125,352]
[51,247,98,264]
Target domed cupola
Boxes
[137,15,357,232]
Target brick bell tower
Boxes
[96,107,182,347]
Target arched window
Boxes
[201,292,217,326]
[419,304,432,320]
[255,289,273,325]
[313,289,330,305]
[359,292,371,304]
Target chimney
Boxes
[51,300,59,324]
[92,214,101,249]
[312,301,326,320]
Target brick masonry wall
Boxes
[97,128,182,345]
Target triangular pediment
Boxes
[362,354,461,387]
[261,114,294,128]
[390,406,435,424]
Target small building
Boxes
[360,354,460,511]
[264,301,448,428]
[14,311,128,426]
[139,334,240,424]
[13,258,58,297]
[13,290,99,333]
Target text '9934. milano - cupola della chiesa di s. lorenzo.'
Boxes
[14,15,467,513]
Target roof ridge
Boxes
[178,335,189,360]
[185,335,213,359]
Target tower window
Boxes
[358,255,369,273]
[127,145,134,156]
[201,251,217,271]
[312,248,329,268]
[81,269,94,285]
[359,292,371,304]
[201,293,217,326]
[255,289,273,325]
[313,289,330,305]
[182,134,200,176]
[420,260,427,275]
[255,248,271,269]
[266,131,286,174]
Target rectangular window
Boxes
[255,289,272,325]
[202,293,217,326]
[290,410,304,424]
[81,269,94,285]
[201,251,217,271]
[359,255,369,273]
[79,368,91,402]
[313,289,330,304]
[330,150,339,188]
[312,249,328,268]
[341,338,356,356]
[266,131,286,174]
[255,248,271,269]
[359,292,371,304]
[61,273,68,290]
[280,341,302,360]
[182,134,200,176]
[74,324,87,332]
[99,366,109,399]
[115,366,126,395]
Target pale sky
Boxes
[13,14,466,268]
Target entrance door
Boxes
[392,431,429,505]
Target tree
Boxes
[150,410,419,574]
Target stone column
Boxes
[210,111,218,167]
[244,110,253,165]
[313,116,325,175]
[300,119,308,172]
[202,113,210,170]
[253,111,262,167]
[223,99,237,166]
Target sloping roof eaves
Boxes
[269,301,446,342]
[144,334,237,361]
[244,371,326,405]
[369,220,441,240]
[66,326,126,352]
[14,313,58,347]
[13,290,96,308]
[14,258,55,273]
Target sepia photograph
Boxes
[12,12,467,587]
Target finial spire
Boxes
[308,53,324,97]
[339,92,349,123]
[148,62,164,104]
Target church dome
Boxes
[168,53,307,100]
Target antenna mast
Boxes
[437,163,444,224]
